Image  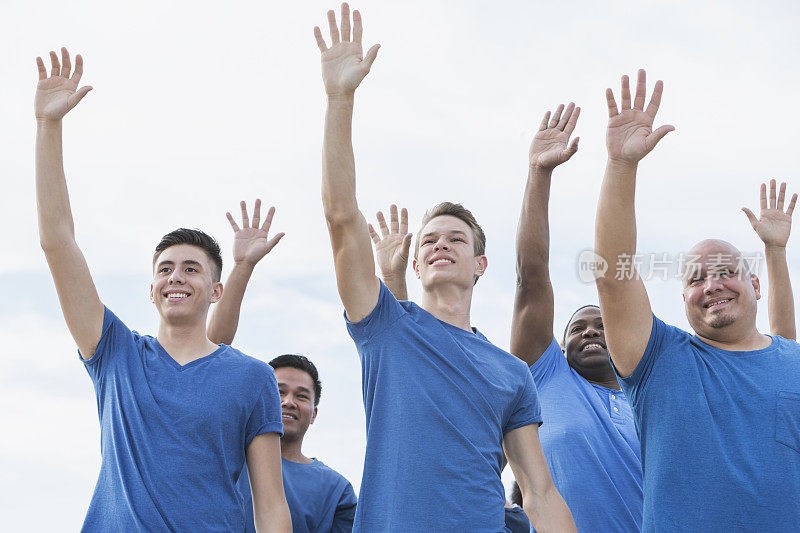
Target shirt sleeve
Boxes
[616,314,685,408]
[331,480,357,533]
[345,280,407,345]
[80,306,136,382]
[245,369,284,445]
[504,369,543,433]
[528,337,567,387]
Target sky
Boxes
[2,0,800,528]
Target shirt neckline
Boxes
[154,340,227,371]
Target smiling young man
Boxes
[314,5,575,531]
[35,48,290,531]
[595,70,800,531]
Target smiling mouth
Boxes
[705,298,732,309]
[429,258,455,266]
[581,343,605,352]
[282,413,297,420]
[164,292,190,300]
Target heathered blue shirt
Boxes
[346,282,542,532]
[530,338,642,532]
[618,315,800,531]
[238,457,357,532]
[79,307,283,532]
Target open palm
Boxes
[743,180,797,248]
[35,48,92,121]
[226,200,285,266]
[368,205,411,280]
[529,103,580,170]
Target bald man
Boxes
[595,70,800,532]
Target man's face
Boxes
[563,307,611,377]
[682,240,760,338]
[150,244,222,325]
[276,367,318,443]
[412,215,487,289]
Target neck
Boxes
[280,437,311,463]
[156,316,217,365]
[696,325,770,351]
[419,283,474,331]
[575,362,621,390]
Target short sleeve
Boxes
[345,281,407,345]
[504,370,543,434]
[80,306,136,381]
[245,369,283,445]
[528,337,567,387]
[331,480,357,532]
[617,314,685,407]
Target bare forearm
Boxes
[207,262,255,345]
[322,95,360,223]
[36,120,76,248]
[382,274,407,301]
[524,486,576,533]
[595,159,639,283]
[516,167,553,285]
[765,244,796,339]
[254,504,292,533]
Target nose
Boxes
[582,327,600,338]
[281,394,296,408]
[433,236,450,251]
[168,269,185,284]
[703,275,724,294]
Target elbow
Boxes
[515,263,550,290]
[324,208,361,232]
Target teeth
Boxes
[432,259,452,265]
[166,293,188,298]
[708,299,731,308]
[583,343,603,350]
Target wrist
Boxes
[35,118,62,129]
[232,260,258,271]
[764,243,787,254]
[606,157,638,173]
[528,165,554,178]
[327,92,355,105]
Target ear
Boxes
[560,343,566,354]
[474,255,488,278]
[751,274,761,300]
[150,283,155,303]
[210,281,223,303]
[310,406,318,424]
[412,258,421,279]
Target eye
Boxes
[570,326,583,334]
[159,267,171,274]
[598,323,604,329]
[298,395,309,400]
[452,237,464,242]
[422,239,434,245]
[690,277,704,285]
[186,267,197,273]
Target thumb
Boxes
[363,44,380,70]
[400,232,412,259]
[562,137,579,160]
[741,207,758,229]
[68,86,92,109]
[265,232,286,253]
[645,124,674,152]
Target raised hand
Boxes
[529,103,580,170]
[226,200,285,267]
[606,69,674,164]
[743,180,798,248]
[314,3,380,96]
[368,205,412,281]
[35,48,92,122]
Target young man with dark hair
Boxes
[595,69,800,531]
[35,48,290,531]
[208,207,358,533]
[313,4,575,531]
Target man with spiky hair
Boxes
[34,48,290,531]
[313,4,575,531]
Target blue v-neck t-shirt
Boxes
[79,307,283,531]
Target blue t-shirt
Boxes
[504,506,533,533]
[619,315,800,531]
[530,338,642,532]
[80,307,283,531]
[238,457,357,533]
[346,282,542,532]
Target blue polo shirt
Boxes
[619,315,800,531]
[530,338,642,531]
[79,307,283,531]
[346,282,542,532]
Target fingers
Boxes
[401,232,412,258]
[68,86,93,108]
[363,44,380,70]
[36,57,47,81]
[645,80,664,119]
[368,223,381,244]
[788,194,798,217]
[61,48,71,79]
[240,200,250,228]
[620,75,631,110]
[778,181,787,210]
[265,233,286,254]
[400,207,408,235]
[549,104,564,129]
[538,111,551,132]
[645,124,675,152]
[314,26,328,52]
[261,206,277,232]
[606,88,619,118]
[633,69,646,111]
[71,54,84,84]
[226,212,241,232]
[390,204,399,233]
[49,50,60,77]
[557,102,575,131]
[353,9,363,43]
[327,9,340,44]
[769,179,778,210]
[376,211,390,237]
[564,106,581,136]
[341,3,351,42]
[252,199,262,228]
[760,182,767,211]
[742,207,758,229]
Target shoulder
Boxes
[217,346,276,383]
[311,460,352,487]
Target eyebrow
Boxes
[156,259,203,269]
[278,383,313,394]
[421,230,468,239]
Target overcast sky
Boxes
[2,0,800,529]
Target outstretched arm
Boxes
[595,70,674,377]
[246,433,292,532]
[504,425,577,532]
[316,3,382,322]
[207,200,285,345]
[35,48,103,360]
[368,205,412,301]
[743,180,797,339]
[510,104,580,365]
